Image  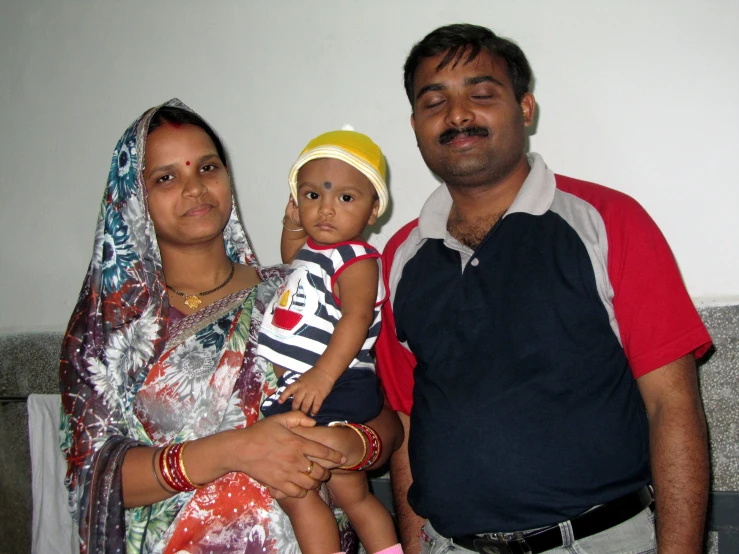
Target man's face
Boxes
[411,49,535,189]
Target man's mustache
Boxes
[438,126,490,145]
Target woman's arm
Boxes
[281,197,308,264]
[120,411,347,508]
[294,396,403,471]
[279,258,379,415]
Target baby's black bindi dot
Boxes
[323,181,333,190]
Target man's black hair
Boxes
[148,106,228,166]
[403,23,533,107]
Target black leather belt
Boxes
[450,486,654,554]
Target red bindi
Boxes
[186,161,191,166]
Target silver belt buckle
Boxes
[472,532,532,554]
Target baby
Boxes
[257,129,401,554]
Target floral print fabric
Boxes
[59,99,356,553]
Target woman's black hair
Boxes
[147,106,228,165]
[403,23,533,107]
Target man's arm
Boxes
[636,353,709,553]
[390,412,425,554]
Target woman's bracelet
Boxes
[178,442,205,489]
[360,423,382,468]
[328,421,366,469]
[159,445,179,491]
[157,441,204,493]
[328,421,382,471]
[281,215,304,232]
[151,447,174,493]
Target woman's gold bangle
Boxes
[328,421,368,470]
[178,442,205,489]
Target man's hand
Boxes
[279,366,336,416]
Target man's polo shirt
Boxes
[376,153,712,536]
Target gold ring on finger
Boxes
[305,460,314,475]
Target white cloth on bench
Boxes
[27,394,79,554]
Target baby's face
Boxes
[295,158,379,246]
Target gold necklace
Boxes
[167,262,235,310]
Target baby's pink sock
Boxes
[374,544,403,554]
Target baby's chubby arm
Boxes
[279,258,379,415]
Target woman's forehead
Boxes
[145,124,217,161]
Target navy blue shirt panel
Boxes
[395,212,651,535]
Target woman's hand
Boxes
[222,411,346,498]
[121,411,347,508]
[122,400,400,508]
[292,398,403,471]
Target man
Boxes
[376,23,711,554]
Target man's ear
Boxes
[521,93,536,127]
[410,112,416,132]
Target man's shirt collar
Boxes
[417,153,556,241]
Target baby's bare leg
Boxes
[277,491,340,554]
[328,471,398,553]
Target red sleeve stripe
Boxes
[376,220,419,415]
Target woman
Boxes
[59,99,402,553]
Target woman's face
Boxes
[144,123,231,250]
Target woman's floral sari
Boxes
[59,99,356,553]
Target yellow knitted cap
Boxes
[288,129,388,217]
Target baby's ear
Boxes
[367,198,380,226]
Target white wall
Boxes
[1,0,737,333]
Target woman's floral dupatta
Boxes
[58,99,269,553]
